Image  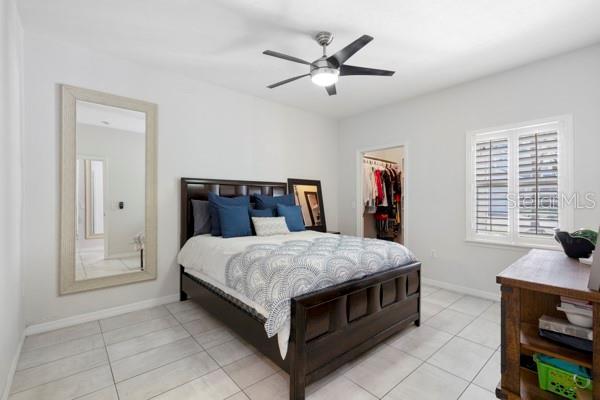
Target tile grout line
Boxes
[379,293,499,399]
[70,383,115,400]
[424,297,498,398]
[141,300,248,399]
[110,343,204,385]
[99,322,121,400]
[14,341,106,374]
[102,316,181,347]
[16,303,222,399]
[19,329,103,355]
[112,303,223,400]
[240,370,282,400]
[7,360,111,397]
[99,305,171,333]
[166,301,257,365]
[456,342,499,399]
[107,325,193,363]
[341,345,423,399]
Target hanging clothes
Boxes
[363,163,375,206]
[374,169,383,205]
[362,156,403,241]
[382,169,394,217]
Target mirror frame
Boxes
[60,85,158,294]
[287,178,327,232]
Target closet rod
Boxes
[363,155,397,164]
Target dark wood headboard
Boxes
[180,178,288,247]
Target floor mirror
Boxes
[60,85,157,294]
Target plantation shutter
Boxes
[518,131,559,236]
[475,138,509,233]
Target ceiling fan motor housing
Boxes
[314,31,334,47]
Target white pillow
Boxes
[252,217,290,236]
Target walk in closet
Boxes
[362,147,404,244]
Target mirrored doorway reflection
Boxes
[75,100,146,281]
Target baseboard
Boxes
[1,332,25,400]
[422,278,500,301]
[24,294,180,336]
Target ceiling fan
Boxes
[263,31,394,96]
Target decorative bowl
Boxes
[554,229,597,259]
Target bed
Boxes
[178,178,421,400]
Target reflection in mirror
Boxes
[75,100,146,281]
[288,179,326,232]
[297,186,321,226]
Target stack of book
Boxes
[557,296,593,328]
[538,315,593,352]
[538,297,593,354]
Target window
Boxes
[466,116,572,248]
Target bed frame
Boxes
[179,178,421,400]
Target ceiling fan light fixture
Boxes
[310,68,339,87]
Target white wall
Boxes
[0,0,24,396]
[77,123,145,257]
[339,44,600,296]
[22,33,339,326]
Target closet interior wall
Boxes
[362,147,404,244]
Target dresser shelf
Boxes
[496,249,599,399]
[520,322,592,368]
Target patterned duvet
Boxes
[225,235,416,339]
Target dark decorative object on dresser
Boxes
[554,228,597,259]
[179,178,421,400]
[287,178,327,232]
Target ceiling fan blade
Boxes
[340,64,395,76]
[325,85,337,96]
[267,74,310,89]
[327,35,373,67]
[263,50,311,65]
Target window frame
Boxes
[465,115,573,249]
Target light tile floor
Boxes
[76,248,142,280]
[9,285,500,400]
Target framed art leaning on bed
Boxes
[178,177,421,400]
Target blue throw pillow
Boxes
[277,204,305,232]
[249,208,275,218]
[217,205,252,238]
[208,192,250,236]
[254,194,295,210]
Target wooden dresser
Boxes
[496,249,600,399]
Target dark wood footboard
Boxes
[289,261,420,399]
[180,262,420,400]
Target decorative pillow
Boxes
[191,200,211,235]
[276,204,305,232]
[254,193,295,210]
[217,205,252,238]
[249,208,276,218]
[208,192,250,236]
[251,217,290,236]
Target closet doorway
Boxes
[359,146,405,244]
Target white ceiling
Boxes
[76,101,146,134]
[18,0,600,118]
